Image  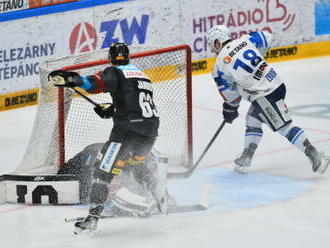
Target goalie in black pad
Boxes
[59,142,177,218]
[50,42,165,234]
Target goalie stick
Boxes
[65,204,205,223]
[167,121,226,179]
[65,183,212,223]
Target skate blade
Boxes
[74,227,83,235]
[234,165,248,174]
[74,227,96,236]
[317,156,330,174]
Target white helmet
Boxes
[207,25,231,53]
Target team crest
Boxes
[223,56,232,64]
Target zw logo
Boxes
[16,185,58,204]
[69,15,149,54]
[34,176,45,181]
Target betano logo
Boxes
[69,15,149,54]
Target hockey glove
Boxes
[94,103,115,119]
[222,102,239,123]
[48,70,81,87]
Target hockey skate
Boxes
[74,215,99,235]
[304,140,330,174]
[74,204,103,235]
[234,143,257,174]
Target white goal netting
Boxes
[15,45,193,175]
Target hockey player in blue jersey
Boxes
[207,25,330,174]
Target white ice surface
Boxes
[0,56,330,248]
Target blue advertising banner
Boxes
[315,0,330,35]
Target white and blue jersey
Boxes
[212,31,283,103]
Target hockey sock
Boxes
[89,182,109,205]
[280,126,307,152]
[244,126,263,149]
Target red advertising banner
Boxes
[29,0,78,8]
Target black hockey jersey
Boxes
[83,64,159,137]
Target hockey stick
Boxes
[167,120,226,179]
[70,87,100,107]
[65,203,207,223]
[65,183,212,223]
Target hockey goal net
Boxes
[15,45,193,175]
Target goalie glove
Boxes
[48,70,81,87]
[94,103,115,119]
[222,102,239,124]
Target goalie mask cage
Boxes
[15,45,192,175]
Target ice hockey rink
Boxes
[0,56,330,248]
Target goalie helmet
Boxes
[207,25,231,53]
[109,42,130,65]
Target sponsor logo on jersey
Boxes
[122,70,148,79]
[264,106,278,124]
[223,56,232,64]
[228,42,248,57]
[100,142,122,173]
[257,97,285,130]
[111,168,122,175]
[243,88,259,95]
[265,68,277,82]
[253,61,268,81]
[276,99,291,122]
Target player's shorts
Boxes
[250,84,292,131]
[94,127,156,182]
